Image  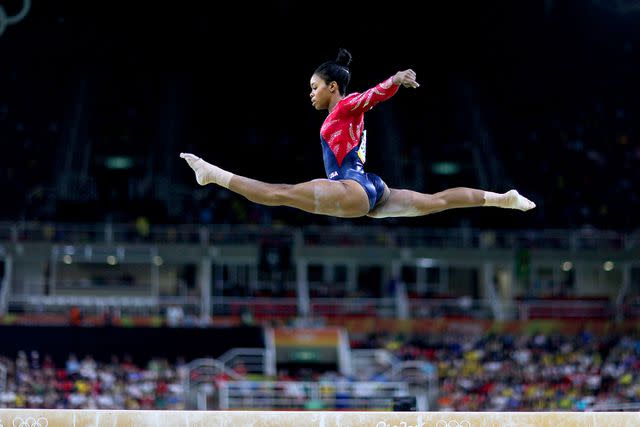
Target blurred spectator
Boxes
[165,306,184,327]
[69,306,82,326]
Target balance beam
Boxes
[0,409,636,427]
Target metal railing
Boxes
[8,294,201,316]
[217,380,412,410]
[5,294,617,321]
[588,402,640,412]
[512,299,614,320]
[0,221,635,250]
[408,297,495,319]
[310,298,395,318]
[217,348,270,376]
[211,297,299,317]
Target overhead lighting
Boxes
[417,258,435,268]
[431,161,460,175]
[105,156,133,170]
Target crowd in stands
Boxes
[0,352,186,409]
[355,330,640,411]
[2,330,638,411]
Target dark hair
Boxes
[313,48,352,95]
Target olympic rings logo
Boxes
[0,0,31,37]
[12,417,48,427]
[376,422,426,427]
[436,421,471,427]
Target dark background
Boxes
[0,325,264,364]
[1,0,639,230]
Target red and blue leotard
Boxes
[320,76,399,211]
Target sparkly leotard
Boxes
[319,77,399,211]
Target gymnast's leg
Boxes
[180,153,370,218]
[367,186,535,218]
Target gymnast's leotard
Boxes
[319,77,399,211]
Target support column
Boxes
[346,261,357,296]
[416,263,426,296]
[391,260,408,319]
[50,246,58,296]
[482,262,502,320]
[198,255,212,318]
[0,254,13,315]
[296,258,309,317]
[616,263,631,322]
[150,249,160,298]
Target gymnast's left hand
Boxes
[393,69,419,88]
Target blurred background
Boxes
[0,0,639,413]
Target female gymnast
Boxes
[180,48,535,219]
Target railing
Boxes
[187,357,244,382]
[8,294,201,316]
[217,348,269,376]
[211,297,299,318]
[53,280,153,294]
[5,295,617,321]
[310,298,395,318]
[514,299,614,320]
[0,222,294,246]
[350,349,398,380]
[409,297,614,320]
[0,221,635,250]
[185,357,246,409]
[588,402,640,411]
[217,380,412,410]
[409,297,495,319]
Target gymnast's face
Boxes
[309,74,335,110]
